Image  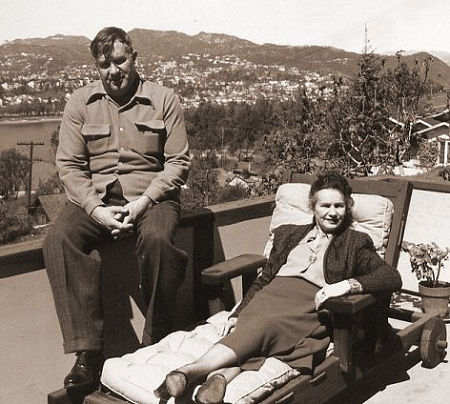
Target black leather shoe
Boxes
[64,350,104,387]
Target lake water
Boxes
[0,119,61,187]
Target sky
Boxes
[2,0,450,54]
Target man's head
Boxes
[90,27,138,103]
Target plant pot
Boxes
[419,281,450,318]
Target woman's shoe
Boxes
[154,370,189,399]
[195,374,227,404]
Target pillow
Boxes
[263,183,394,258]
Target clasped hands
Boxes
[91,196,153,239]
[314,280,352,311]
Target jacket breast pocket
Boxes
[81,124,111,155]
[133,120,166,155]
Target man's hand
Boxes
[122,196,153,226]
[314,280,352,311]
[91,205,133,239]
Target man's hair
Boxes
[308,171,354,226]
[90,27,134,59]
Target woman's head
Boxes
[308,172,353,233]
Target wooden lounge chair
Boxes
[201,174,447,403]
[60,175,447,404]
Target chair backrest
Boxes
[269,173,412,268]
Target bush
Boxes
[211,184,249,204]
[0,205,33,245]
[37,174,64,196]
[439,167,450,181]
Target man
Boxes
[43,27,190,388]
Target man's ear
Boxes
[132,51,138,62]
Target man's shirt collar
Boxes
[86,76,153,107]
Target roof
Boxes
[433,109,450,123]
[36,193,67,222]
[415,122,449,139]
[419,117,442,127]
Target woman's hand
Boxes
[314,280,352,310]
[217,317,237,336]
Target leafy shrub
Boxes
[439,167,450,181]
[37,174,64,196]
[211,184,249,204]
[0,205,33,245]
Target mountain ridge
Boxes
[1,28,450,86]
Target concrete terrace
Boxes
[1,178,450,404]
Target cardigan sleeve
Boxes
[352,233,402,294]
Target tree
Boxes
[262,88,328,175]
[0,148,30,200]
[326,53,395,175]
[379,53,434,163]
[261,50,436,177]
[181,152,220,211]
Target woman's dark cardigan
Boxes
[232,223,402,317]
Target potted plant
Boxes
[401,241,450,318]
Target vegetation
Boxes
[261,51,439,177]
[0,148,30,200]
[402,240,449,287]
[0,50,445,244]
[439,167,450,181]
[0,204,34,244]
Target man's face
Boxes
[96,40,137,101]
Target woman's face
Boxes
[312,188,347,233]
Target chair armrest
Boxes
[324,293,376,315]
[202,254,267,285]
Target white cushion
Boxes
[263,183,394,258]
[224,358,299,404]
[101,311,299,404]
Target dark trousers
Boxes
[43,197,187,354]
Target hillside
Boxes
[2,29,450,86]
[0,34,92,65]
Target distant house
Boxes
[389,112,450,166]
[430,110,450,166]
[228,171,262,195]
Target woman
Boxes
[155,172,402,404]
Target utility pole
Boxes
[364,23,368,55]
[17,141,44,207]
[221,126,225,168]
